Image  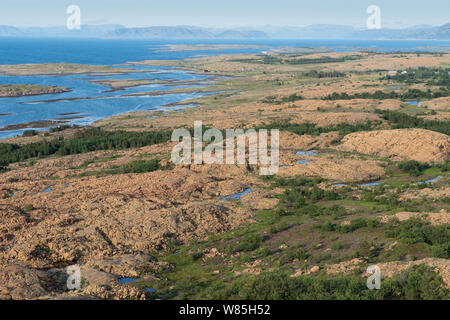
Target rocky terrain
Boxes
[0,50,449,300]
[335,129,450,162]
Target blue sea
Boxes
[0,38,448,139]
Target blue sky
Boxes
[1,0,449,28]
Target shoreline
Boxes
[0,60,229,139]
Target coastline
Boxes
[0,60,229,139]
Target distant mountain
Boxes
[213,30,269,39]
[434,23,450,39]
[0,26,23,37]
[108,26,215,39]
[0,23,448,40]
[0,24,125,38]
[27,24,125,38]
[113,23,447,40]
[263,24,450,40]
[106,26,269,39]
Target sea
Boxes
[0,37,448,139]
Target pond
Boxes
[221,188,252,200]
[358,182,381,187]
[296,150,318,157]
[118,277,141,284]
[417,176,442,184]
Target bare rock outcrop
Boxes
[335,129,450,162]
[0,263,51,299]
[381,210,449,226]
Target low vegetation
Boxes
[324,88,449,101]
[0,127,173,167]
[0,84,69,97]
[377,110,450,135]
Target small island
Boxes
[0,63,137,76]
[0,84,71,97]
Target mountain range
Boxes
[0,23,449,40]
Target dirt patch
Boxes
[400,186,450,200]
[376,99,404,111]
[381,209,449,226]
[419,97,450,111]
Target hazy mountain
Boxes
[108,26,216,39]
[0,23,448,40]
[209,30,268,39]
[106,26,269,39]
[0,24,125,38]
[263,24,450,40]
[49,24,126,38]
[0,26,23,37]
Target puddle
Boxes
[118,277,141,284]
[296,160,310,164]
[296,150,318,157]
[221,188,251,200]
[31,187,53,196]
[359,182,381,187]
[405,101,419,106]
[333,184,347,187]
[389,85,401,89]
[418,176,442,184]
[146,288,156,293]
[280,165,288,168]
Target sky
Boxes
[0,0,449,29]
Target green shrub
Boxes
[431,244,450,258]
[209,265,449,300]
[384,218,450,250]
[22,130,37,137]
[116,159,162,174]
[381,264,450,300]
[398,160,430,176]
[237,234,264,252]
[0,127,173,166]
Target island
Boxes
[0,84,71,97]
[0,63,138,76]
